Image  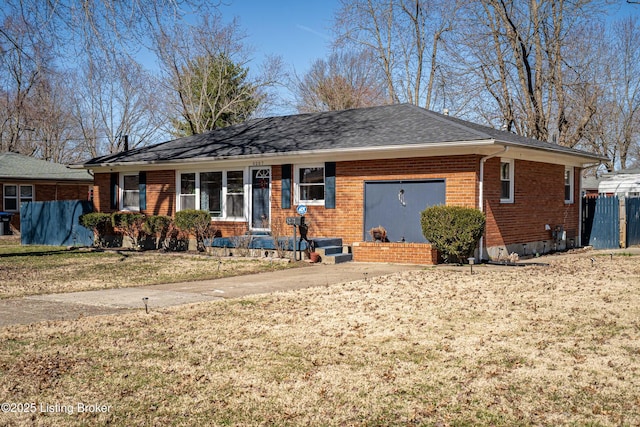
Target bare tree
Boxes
[334,0,459,108]
[71,55,167,156]
[293,50,388,112]
[27,71,84,163]
[154,14,281,136]
[581,17,640,171]
[449,0,606,147]
[1,0,217,160]
[0,13,49,154]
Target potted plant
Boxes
[369,225,389,242]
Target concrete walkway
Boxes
[0,262,422,327]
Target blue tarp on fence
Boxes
[627,197,640,247]
[585,196,620,249]
[20,200,94,246]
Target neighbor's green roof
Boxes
[0,152,92,181]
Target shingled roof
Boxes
[82,103,606,166]
[0,152,93,181]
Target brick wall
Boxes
[271,155,480,245]
[483,158,580,254]
[93,173,111,213]
[34,183,91,203]
[352,242,438,264]
[91,155,582,262]
[144,170,175,216]
[94,171,175,216]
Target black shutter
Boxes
[110,173,118,210]
[139,172,147,211]
[325,162,336,209]
[281,164,292,209]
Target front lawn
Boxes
[0,238,296,299]
[0,250,639,426]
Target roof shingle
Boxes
[83,104,605,166]
[0,152,93,181]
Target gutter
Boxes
[70,139,499,170]
[478,145,509,261]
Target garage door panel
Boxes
[363,180,445,243]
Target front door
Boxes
[251,167,271,230]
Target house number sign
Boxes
[296,205,307,216]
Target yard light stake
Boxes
[142,297,149,314]
[591,258,596,267]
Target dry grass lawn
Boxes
[0,241,296,299]
[1,251,639,426]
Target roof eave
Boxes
[80,139,500,170]
[495,139,608,165]
[79,138,607,171]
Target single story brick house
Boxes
[0,152,93,233]
[78,104,606,263]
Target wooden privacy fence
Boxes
[20,200,94,246]
[627,197,640,246]
[582,195,640,249]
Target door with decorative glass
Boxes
[251,168,271,230]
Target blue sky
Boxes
[219,1,339,74]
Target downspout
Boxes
[478,145,509,261]
[578,170,582,247]
[577,161,603,247]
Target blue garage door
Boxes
[363,180,446,243]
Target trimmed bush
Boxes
[79,212,111,247]
[144,215,173,250]
[112,212,146,249]
[174,209,212,252]
[421,205,485,264]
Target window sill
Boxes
[296,200,325,206]
[211,217,247,222]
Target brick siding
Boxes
[92,154,582,262]
[352,242,438,264]
[483,158,580,252]
[271,155,480,245]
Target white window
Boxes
[500,159,514,203]
[179,173,196,210]
[295,165,325,205]
[3,184,33,211]
[121,174,140,211]
[564,167,574,204]
[178,170,245,220]
[226,171,245,218]
[200,172,223,216]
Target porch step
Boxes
[310,238,352,264]
[320,252,353,264]
[315,245,344,256]
[311,237,343,248]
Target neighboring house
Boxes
[598,169,640,197]
[581,175,603,198]
[0,152,93,233]
[79,104,606,263]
